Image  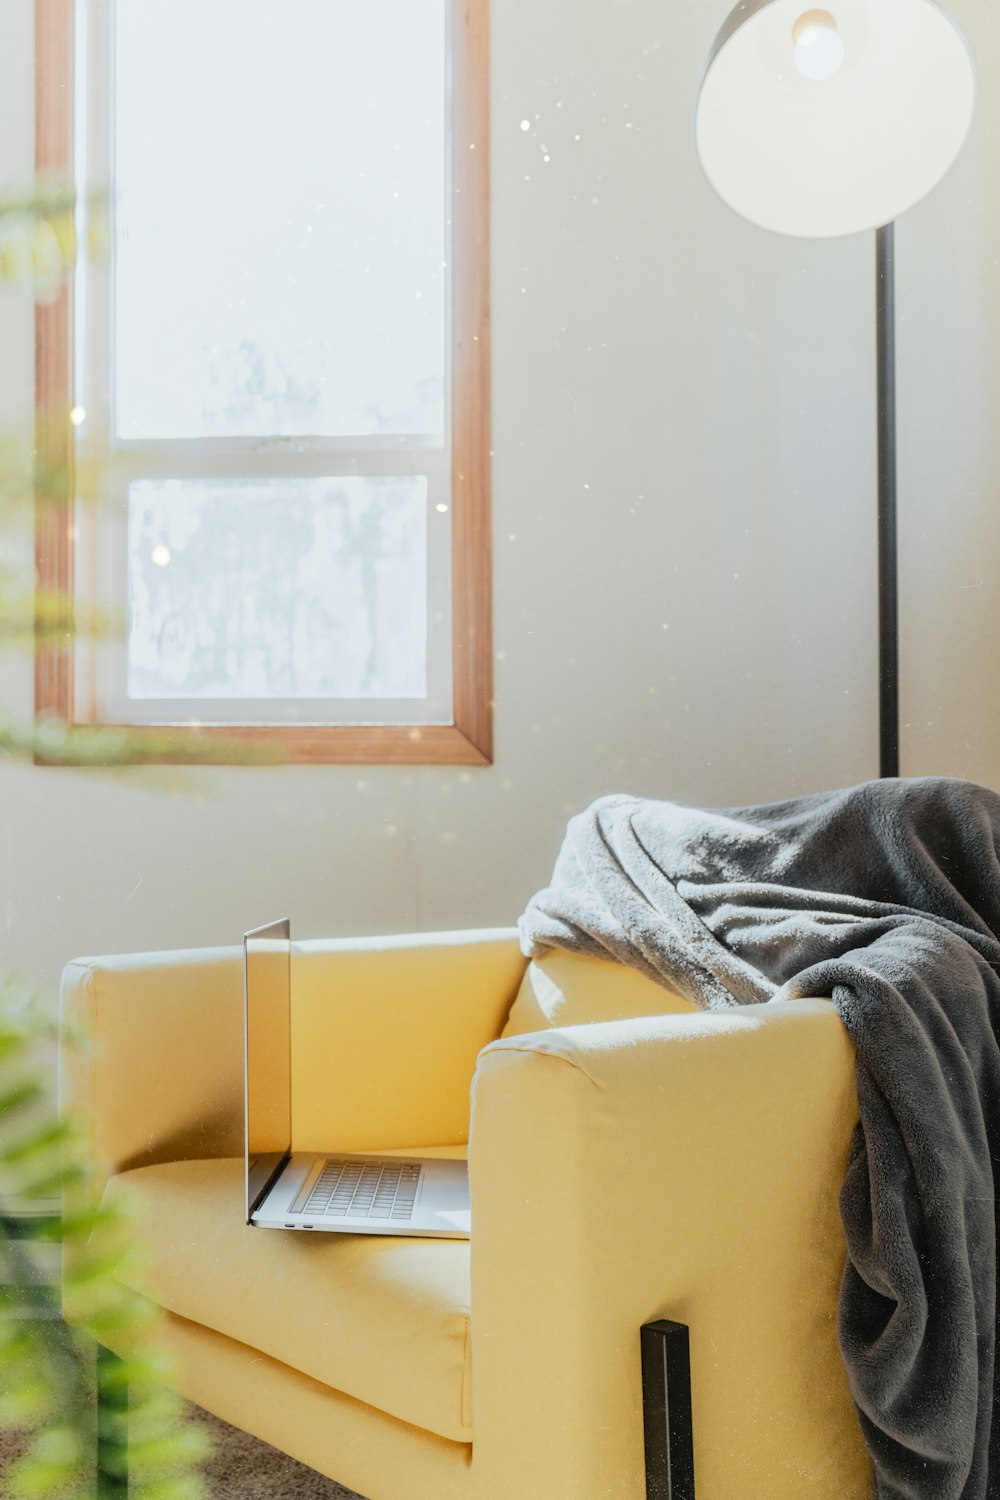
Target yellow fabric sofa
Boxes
[59,928,874,1500]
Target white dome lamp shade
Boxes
[695,0,976,238]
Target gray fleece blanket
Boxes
[518,777,1000,1500]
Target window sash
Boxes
[73,455,454,728]
[74,0,452,729]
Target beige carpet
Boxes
[191,1407,370,1498]
[0,1406,370,1499]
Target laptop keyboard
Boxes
[303,1159,421,1221]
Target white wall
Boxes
[897,0,1000,776]
[0,0,997,993]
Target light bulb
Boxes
[792,9,845,81]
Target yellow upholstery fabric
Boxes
[103,1151,472,1443]
[501,948,696,1036]
[61,933,874,1499]
[291,935,526,1151]
[59,929,526,1196]
[128,1306,475,1500]
[60,947,247,1186]
[470,997,873,1500]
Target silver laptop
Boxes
[244,918,471,1239]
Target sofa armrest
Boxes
[468,1001,872,1500]
[60,947,246,1189]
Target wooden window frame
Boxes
[34,0,491,766]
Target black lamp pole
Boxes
[876,223,899,778]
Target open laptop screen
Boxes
[244,917,291,1221]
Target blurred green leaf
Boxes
[0,177,211,1500]
[0,1121,72,1165]
[135,1476,208,1500]
[0,1080,45,1117]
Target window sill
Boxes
[31,720,492,767]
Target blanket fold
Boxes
[518,777,1000,1500]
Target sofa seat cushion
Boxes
[103,1152,472,1442]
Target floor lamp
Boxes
[695,0,976,778]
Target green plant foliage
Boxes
[0,181,213,1495]
[0,186,106,304]
[0,1002,211,1499]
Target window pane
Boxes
[127,477,428,699]
[114,0,446,439]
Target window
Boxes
[35,0,491,764]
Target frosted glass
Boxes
[127,477,428,699]
[114,1,446,439]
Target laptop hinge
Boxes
[247,1150,291,1222]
